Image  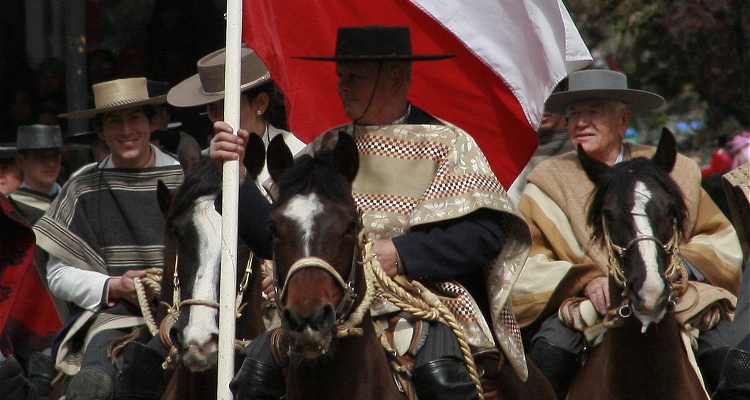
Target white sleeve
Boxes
[47,254,110,311]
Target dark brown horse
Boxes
[568,128,707,400]
[265,132,555,400]
[153,133,267,399]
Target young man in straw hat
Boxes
[33,77,184,399]
[510,69,742,399]
[212,25,535,400]
[169,43,305,186]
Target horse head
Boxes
[156,132,265,371]
[267,131,363,359]
[581,128,689,332]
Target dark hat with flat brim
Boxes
[545,69,664,114]
[293,26,455,62]
[0,124,86,152]
[59,77,168,119]
[167,45,271,108]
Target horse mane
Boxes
[167,158,222,225]
[587,156,689,244]
[274,149,354,206]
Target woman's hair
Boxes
[242,81,288,131]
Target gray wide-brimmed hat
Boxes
[545,69,664,114]
[0,124,85,153]
[294,26,455,62]
[167,44,271,108]
[59,77,168,119]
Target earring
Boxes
[256,110,262,116]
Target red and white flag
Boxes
[242,0,591,187]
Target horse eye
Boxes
[268,222,279,237]
[344,220,359,235]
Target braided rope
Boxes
[364,241,484,400]
[336,258,375,338]
[133,268,164,336]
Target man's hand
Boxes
[107,269,149,306]
[210,121,249,179]
[584,276,610,315]
[372,239,400,278]
[262,275,275,301]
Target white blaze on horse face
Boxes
[282,193,324,255]
[632,181,667,330]
[183,195,221,349]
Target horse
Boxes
[265,131,555,400]
[153,133,268,399]
[567,128,707,400]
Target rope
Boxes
[364,241,485,400]
[133,268,163,336]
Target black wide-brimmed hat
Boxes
[294,26,455,62]
[545,69,664,114]
[0,124,85,152]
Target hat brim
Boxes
[292,54,455,62]
[545,89,664,114]
[167,72,271,108]
[58,95,168,119]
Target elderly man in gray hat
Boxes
[33,77,184,399]
[510,69,742,399]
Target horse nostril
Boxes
[282,308,307,333]
[313,303,336,331]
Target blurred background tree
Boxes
[565,0,750,156]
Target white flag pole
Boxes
[218,0,242,398]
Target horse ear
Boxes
[333,131,359,184]
[652,127,677,173]
[267,133,294,183]
[177,132,202,174]
[243,133,266,181]
[156,179,173,216]
[577,144,610,183]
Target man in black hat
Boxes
[212,25,532,400]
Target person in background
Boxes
[511,69,742,399]
[35,77,184,399]
[0,148,22,195]
[507,78,572,204]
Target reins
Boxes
[154,242,256,368]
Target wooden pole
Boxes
[218,0,242,398]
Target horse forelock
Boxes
[275,150,354,207]
[167,159,222,227]
[588,157,688,244]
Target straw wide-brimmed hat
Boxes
[545,69,664,114]
[293,26,455,62]
[0,124,86,153]
[167,45,271,108]
[59,77,168,119]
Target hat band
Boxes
[96,97,151,110]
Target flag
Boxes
[242,0,591,188]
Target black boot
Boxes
[230,358,286,400]
[0,355,28,400]
[712,348,750,400]
[699,346,730,394]
[529,338,580,400]
[116,342,167,400]
[66,367,114,400]
[26,352,57,400]
[411,357,479,400]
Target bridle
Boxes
[272,224,374,337]
[602,216,688,320]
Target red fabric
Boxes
[701,148,733,178]
[0,196,61,357]
[242,0,537,188]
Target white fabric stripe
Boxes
[525,183,585,259]
[408,0,591,128]
[689,225,743,271]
